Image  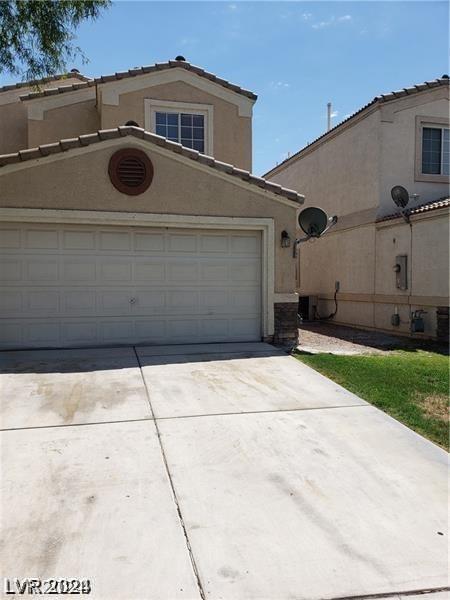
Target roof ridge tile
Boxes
[17,60,258,102]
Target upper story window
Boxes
[415,116,449,183]
[145,99,213,156]
[422,126,449,175]
[155,111,205,152]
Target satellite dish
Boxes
[298,207,329,237]
[391,185,409,208]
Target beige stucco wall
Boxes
[0,77,88,154]
[378,88,449,216]
[299,212,449,338]
[0,142,297,293]
[27,99,100,148]
[0,101,28,154]
[267,109,381,219]
[410,215,449,298]
[374,217,450,299]
[299,224,376,296]
[268,87,449,338]
[99,80,252,171]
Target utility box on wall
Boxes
[394,255,408,290]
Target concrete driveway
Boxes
[1,343,448,600]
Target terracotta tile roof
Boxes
[0,126,302,204]
[265,76,450,177]
[19,60,257,102]
[377,197,450,222]
[0,71,91,94]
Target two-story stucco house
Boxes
[0,58,303,349]
[266,77,450,341]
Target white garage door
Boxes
[0,223,262,349]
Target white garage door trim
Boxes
[0,208,275,346]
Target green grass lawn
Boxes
[293,349,449,449]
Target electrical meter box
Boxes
[395,255,408,290]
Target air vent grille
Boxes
[108,149,154,195]
[117,157,146,187]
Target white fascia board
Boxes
[26,88,96,120]
[101,68,254,117]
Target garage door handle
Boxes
[129,297,137,304]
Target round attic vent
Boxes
[108,148,154,195]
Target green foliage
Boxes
[0,0,110,81]
[294,350,449,449]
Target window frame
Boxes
[415,115,450,183]
[144,99,214,156]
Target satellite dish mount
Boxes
[390,185,413,223]
[294,207,338,256]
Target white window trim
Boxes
[415,115,450,183]
[423,126,448,175]
[144,99,214,156]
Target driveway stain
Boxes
[267,472,392,579]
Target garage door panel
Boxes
[63,290,96,313]
[200,263,229,282]
[0,322,19,344]
[134,261,166,282]
[98,320,135,343]
[63,230,96,250]
[99,260,132,282]
[167,319,198,339]
[231,235,260,255]
[99,231,131,251]
[200,290,229,310]
[134,232,165,252]
[0,224,262,348]
[98,290,133,313]
[0,229,21,248]
[135,320,167,342]
[229,317,261,338]
[25,229,59,249]
[167,290,199,310]
[27,260,59,281]
[167,262,199,282]
[199,234,229,253]
[28,322,60,344]
[26,290,59,313]
[168,234,198,253]
[63,259,96,282]
[199,319,229,338]
[231,289,261,310]
[0,259,22,282]
[0,291,22,313]
[135,291,166,312]
[230,261,261,283]
[62,322,98,344]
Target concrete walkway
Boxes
[1,343,448,600]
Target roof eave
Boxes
[0,126,303,206]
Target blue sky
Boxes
[1,1,448,174]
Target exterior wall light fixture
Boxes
[281,230,291,248]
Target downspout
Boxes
[373,222,377,328]
[409,218,413,326]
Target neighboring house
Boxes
[265,77,450,341]
[0,58,303,349]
